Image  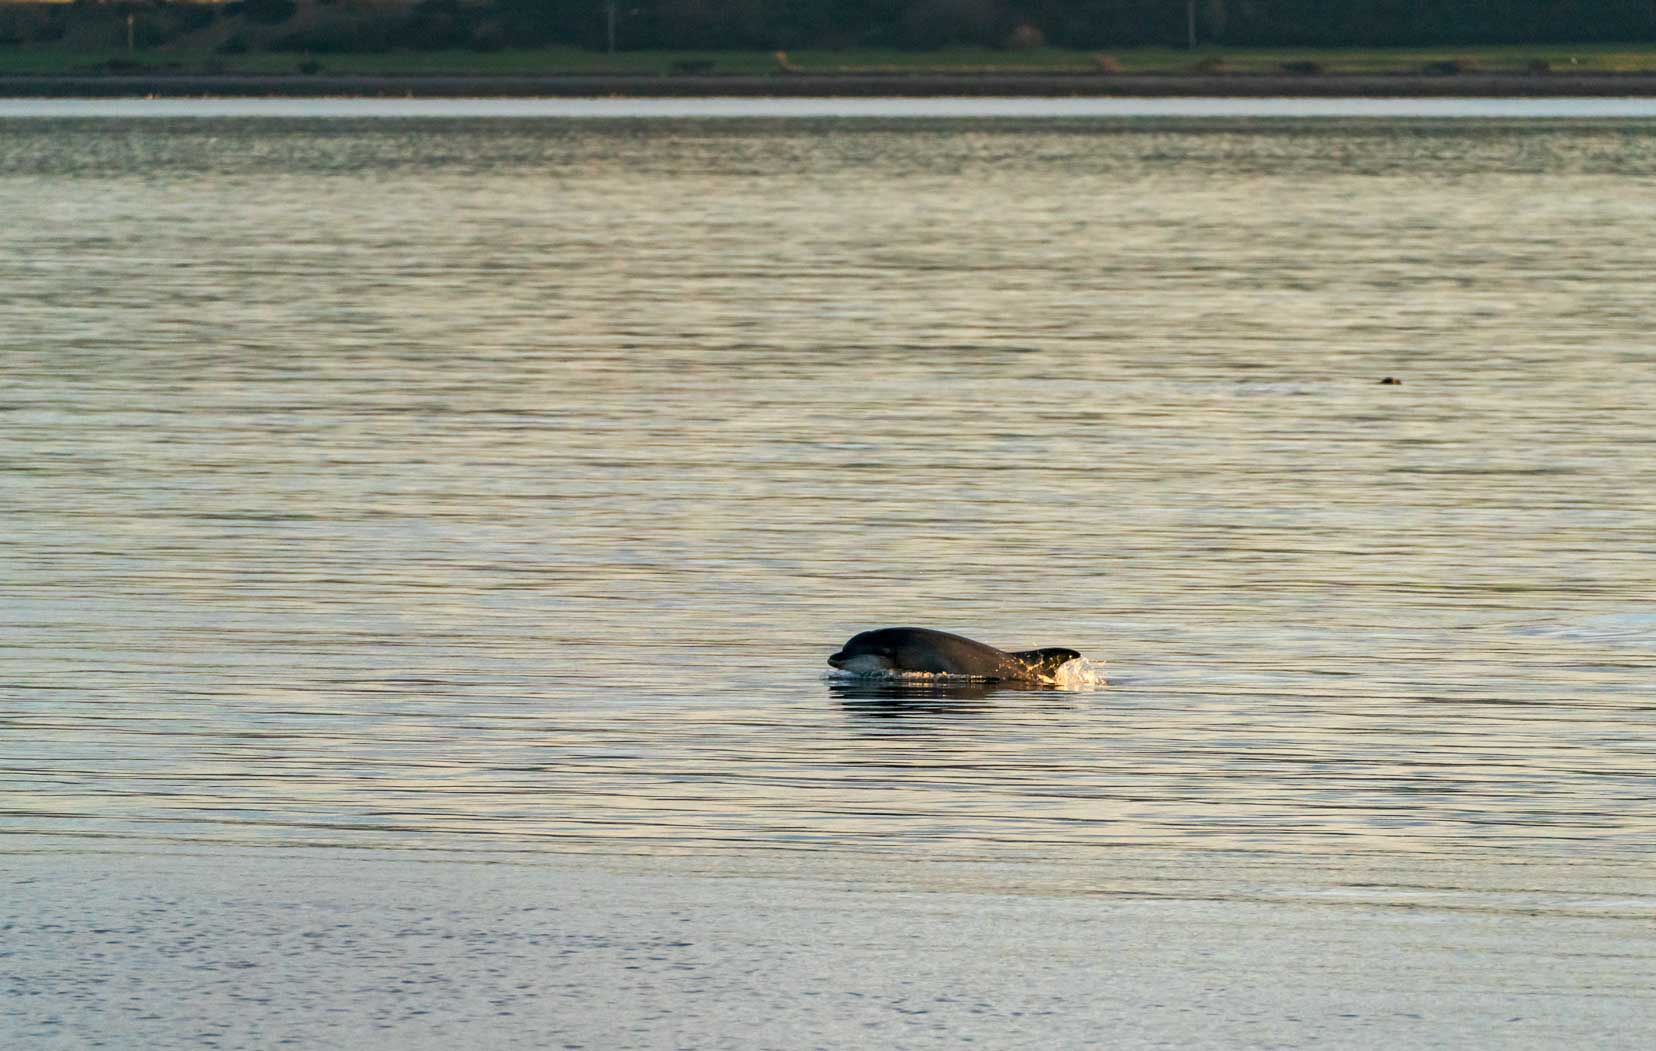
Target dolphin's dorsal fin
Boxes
[1009,647,1082,676]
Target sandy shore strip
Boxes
[8,72,1656,99]
[5,840,1655,1049]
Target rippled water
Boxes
[4,115,1655,865]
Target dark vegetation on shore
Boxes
[3,1,1656,78]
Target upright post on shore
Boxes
[127,13,135,54]
[1186,1,1197,49]
[605,0,616,54]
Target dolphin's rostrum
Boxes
[827,627,1080,682]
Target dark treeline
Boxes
[6,0,1656,54]
[491,0,1656,51]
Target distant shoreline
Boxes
[9,71,1656,99]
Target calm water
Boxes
[3,115,1655,865]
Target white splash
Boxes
[1047,658,1109,689]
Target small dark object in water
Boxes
[1423,58,1482,75]
[1380,376,1403,385]
[828,627,1080,682]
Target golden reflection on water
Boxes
[2,117,1655,862]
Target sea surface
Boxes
[4,108,1655,870]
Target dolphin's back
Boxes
[877,628,1077,681]
[888,627,1010,676]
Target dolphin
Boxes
[827,627,1081,683]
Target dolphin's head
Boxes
[827,630,900,675]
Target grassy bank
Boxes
[7,43,1656,78]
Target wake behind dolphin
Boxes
[827,627,1101,685]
